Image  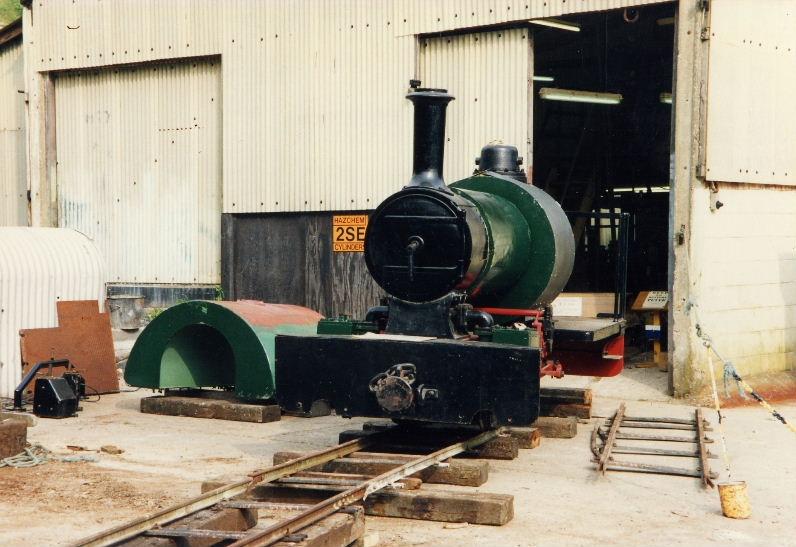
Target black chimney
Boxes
[406,88,455,191]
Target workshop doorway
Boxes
[532,4,677,365]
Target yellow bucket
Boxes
[718,481,751,519]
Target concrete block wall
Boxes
[685,183,796,392]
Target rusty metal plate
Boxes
[20,300,119,394]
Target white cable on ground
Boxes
[704,342,733,479]
[0,443,99,468]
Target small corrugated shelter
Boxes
[0,228,105,396]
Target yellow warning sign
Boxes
[333,215,368,252]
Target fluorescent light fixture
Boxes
[659,92,672,104]
[538,87,623,105]
[656,16,675,26]
[613,186,670,193]
[532,75,555,82]
[529,18,581,32]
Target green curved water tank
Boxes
[124,300,322,400]
[450,172,575,309]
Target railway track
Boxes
[591,403,718,486]
[71,427,505,547]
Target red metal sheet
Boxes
[552,335,625,377]
[20,300,119,394]
[217,300,323,328]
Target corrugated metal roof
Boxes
[420,28,530,182]
[54,59,222,284]
[0,18,22,50]
[0,228,105,398]
[0,39,26,227]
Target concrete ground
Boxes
[1,368,794,547]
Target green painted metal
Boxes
[453,187,531,302]
[124,300,322,400]
[317,316,378,335]
[451,173,575,308]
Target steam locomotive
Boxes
[275,88,622,428]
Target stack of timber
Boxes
[539,386,592,419]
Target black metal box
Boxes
[33,377,79,418]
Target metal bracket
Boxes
[675,225,686,246]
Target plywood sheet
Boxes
[20,300,119,394]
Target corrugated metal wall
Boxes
[54,60,222,284]
[0,40,27,226]
[419,28,530,183]
[392,0,674,36]
[689,0,796,384]
[25,1,670,219]
[0,228,105,398]
[27,1,416,216]
[222,3,416,213]
[21,0,675,285]
[705,0,796,185]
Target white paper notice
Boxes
[552,296,583,317]
[642,291,669,310]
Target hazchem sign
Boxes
[333,215,368,252]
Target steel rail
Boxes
[608,415,706,426]
[593,458,720,479]
[602,421,713,431]
[609,445,716,458]
[598,429,712,443]
[597,402,625,474]
[70,436,379,547]
[228,428,501,547]
[695,408,715,488]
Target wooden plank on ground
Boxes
[272,507,365,547]
[121,506,257,546]
[271,451,489,487]
[246,485,513,526]
[0,412,36,427]
[363,421,540,450]
[363,489,513,526]
[338,429,517,460]
[140,395,281,423]
[531,416,578,438]
[465,434,518,460]
[540,387,592,405]
[540,403,592,419]
[184,493,365,547]
[505,427,541,449]
[0,419,27,459]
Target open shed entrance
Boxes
[532,4,676,368]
